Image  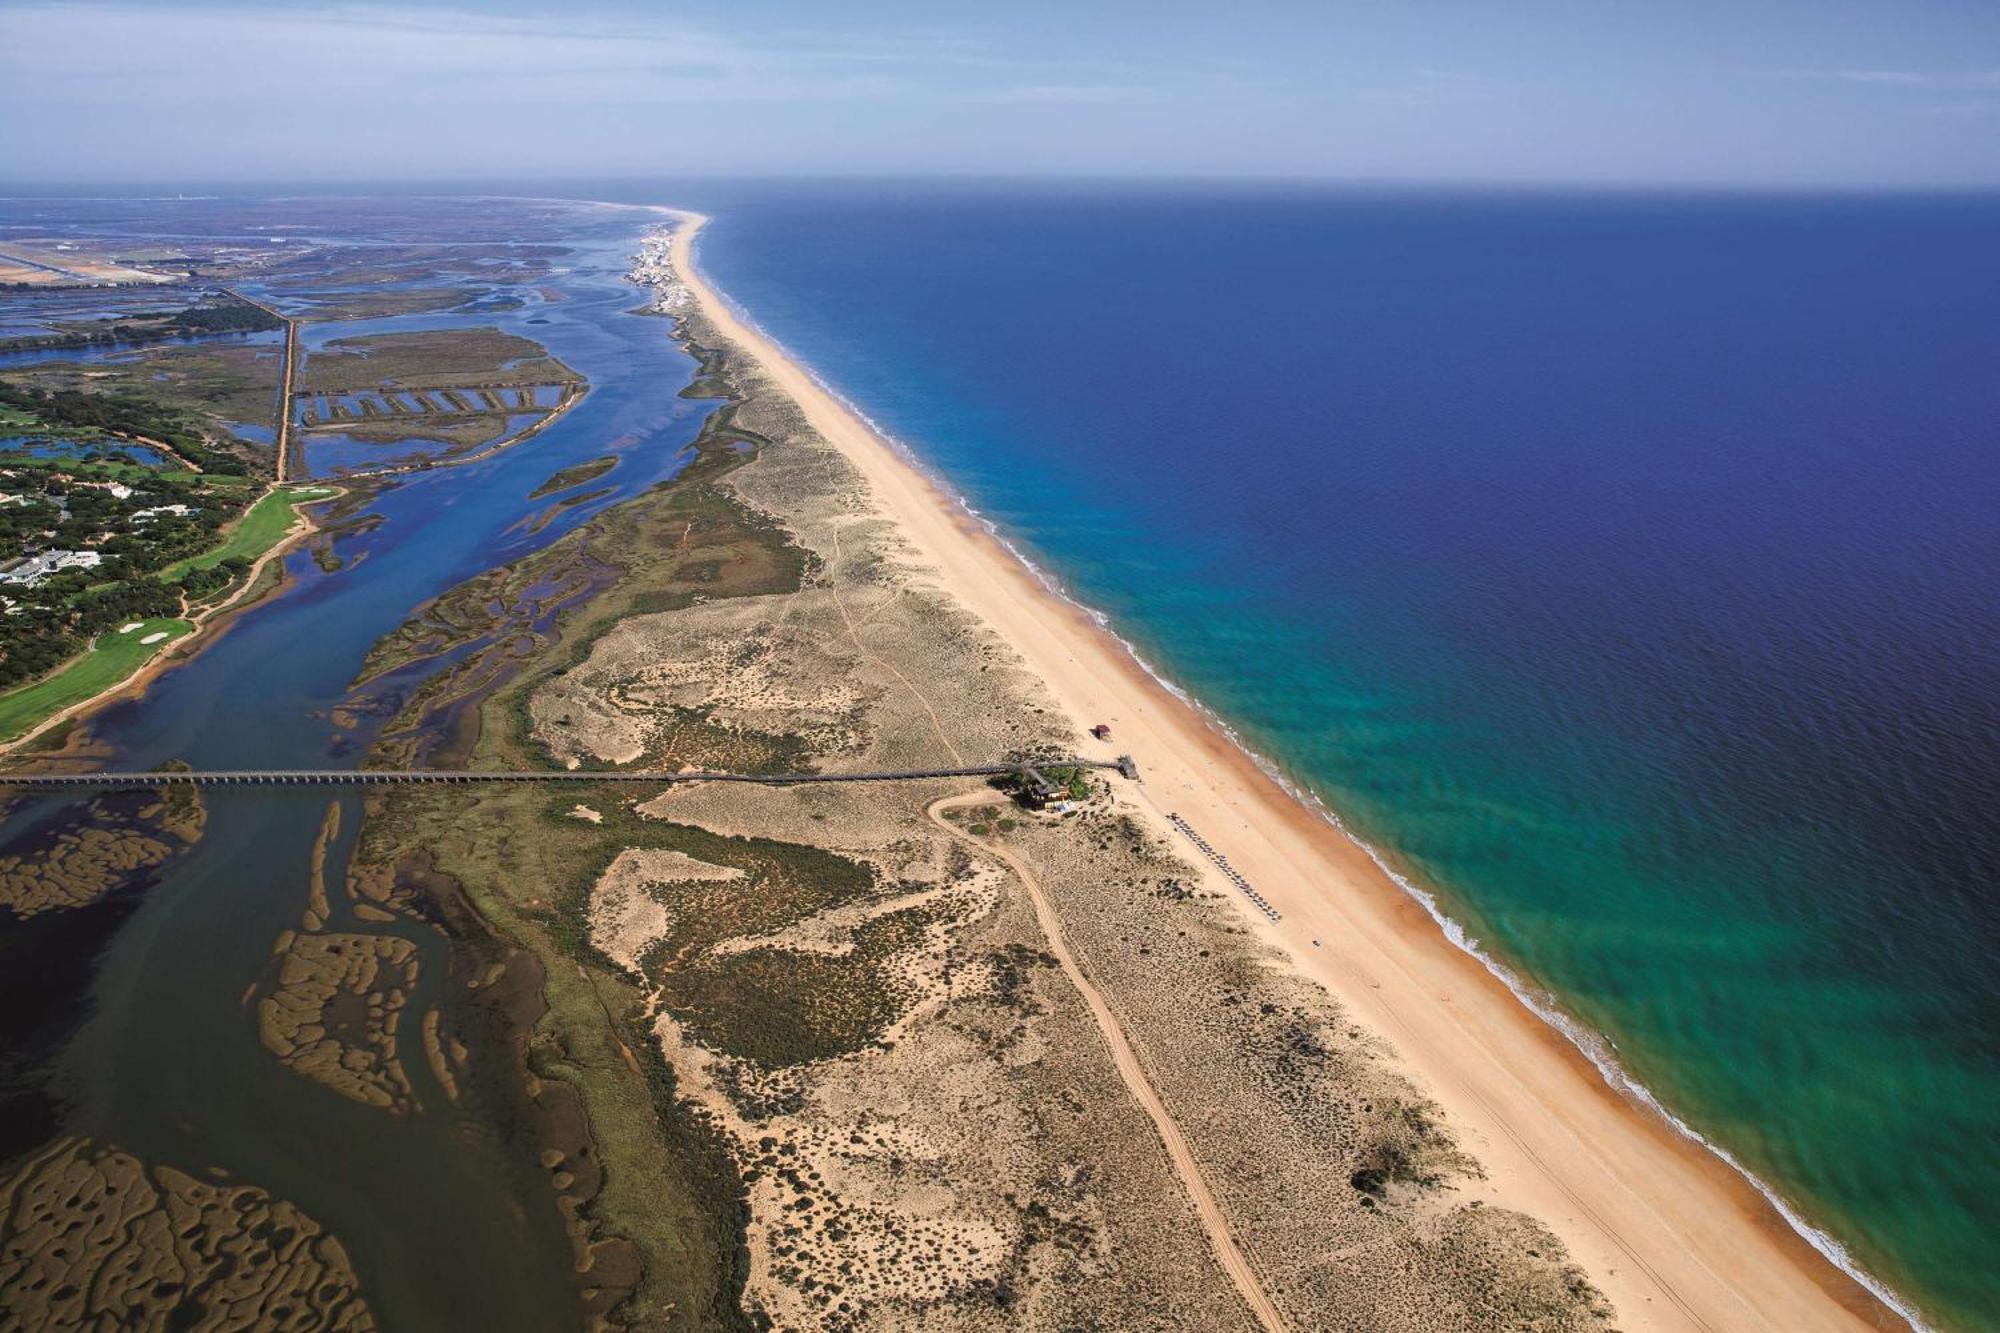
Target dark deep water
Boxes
[655,182,1997,1331]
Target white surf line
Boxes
[630,198,1922,1330]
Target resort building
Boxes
[0,548,104,587]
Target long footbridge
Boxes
[0,758,1137,790]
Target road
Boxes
[927,790,1290,1333]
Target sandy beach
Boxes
[664,209,1902,1332]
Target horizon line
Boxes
[4,172,2000,198]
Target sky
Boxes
[1,0,1996,186]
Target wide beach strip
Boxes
[660,209,1897,1333]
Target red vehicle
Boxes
[1090,723,1112,741]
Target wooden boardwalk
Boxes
[0,758,1137,790]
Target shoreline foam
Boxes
[856,414,1928,1331]
[632,202,1914,1332]
[641,208,1927,1329]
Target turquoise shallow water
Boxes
[656,181,1999,1330]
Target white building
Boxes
[0,549,104,587]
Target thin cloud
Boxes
[0,1,1172,106]
[1352,68,1502,108]
[976,84,1158,105]
[1774,68,2000,90]
[1914,99,2000,117]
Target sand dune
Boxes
[663,208,1896,1333]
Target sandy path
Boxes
[821,486,965,766]
[928,792,1288,1333]
[664,210,1903,1332]
[835,438,1275,1328]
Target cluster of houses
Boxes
[0,468,198,594]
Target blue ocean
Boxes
[647,181,1999,1330]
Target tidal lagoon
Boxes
[0,196,710,1329]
